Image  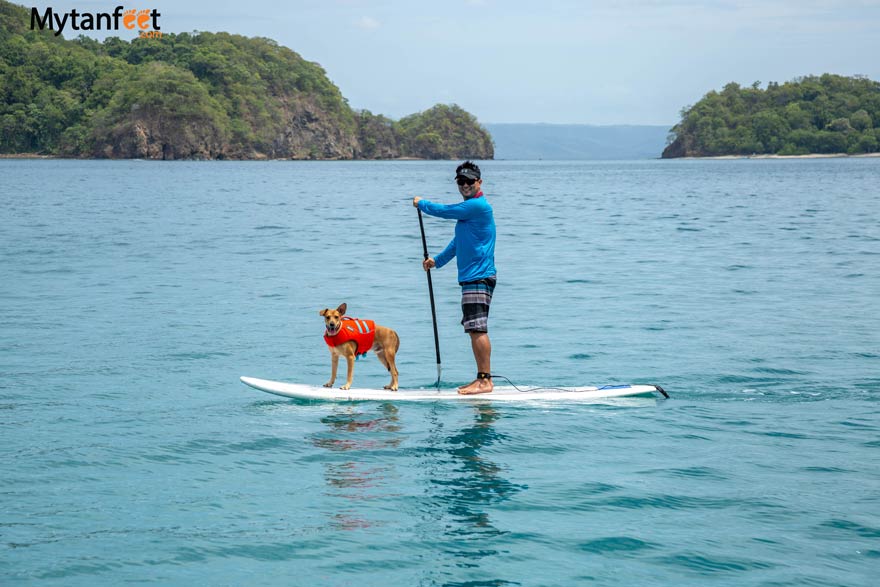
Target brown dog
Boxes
[319,303,399,391]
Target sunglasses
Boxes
[456,177,477,186]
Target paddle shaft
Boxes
[417,209,442,385]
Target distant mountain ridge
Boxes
[486,123,670,160]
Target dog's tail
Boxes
[376,330,400,373]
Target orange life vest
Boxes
[324,317,376,359]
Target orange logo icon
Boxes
[123,8,162,38]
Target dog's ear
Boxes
[337,303,347,315]
[319,308,329,316]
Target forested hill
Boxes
[663,74,880,158]
[0,0,493,160]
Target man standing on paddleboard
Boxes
[413,161,497,395]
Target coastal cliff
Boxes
[0,1,493,160]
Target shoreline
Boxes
[0,154,429,161]
[676,152,880,160]
[4,152,880,161]
[0,153,58,159]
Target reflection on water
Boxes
[420,404,527,586]
[309,402,526,583]
[312,402,402,453]
[432,405,524,535]
[310,403,402,532]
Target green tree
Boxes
[752,111,788,153]
[850,109,872,131]
[784,103,811,130]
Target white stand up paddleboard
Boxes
[240,376,668,402]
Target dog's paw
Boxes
[384,384,398,391]
[339,384,351,390]
[323,382,333,388]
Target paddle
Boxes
[417,208,442,388]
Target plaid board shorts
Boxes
[460,276,497,333]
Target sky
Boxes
[24,0,880,126]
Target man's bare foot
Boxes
[457,379,493,395]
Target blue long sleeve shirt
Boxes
[418,194,496,283]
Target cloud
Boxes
[356,16,381,30]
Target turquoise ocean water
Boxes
[1,159,878,586]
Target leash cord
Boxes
[491,374,595,393]
[491,374,668,397]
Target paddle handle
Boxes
[418,209,442,385]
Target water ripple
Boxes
[578,536,658,554]
[658,552,775,573]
